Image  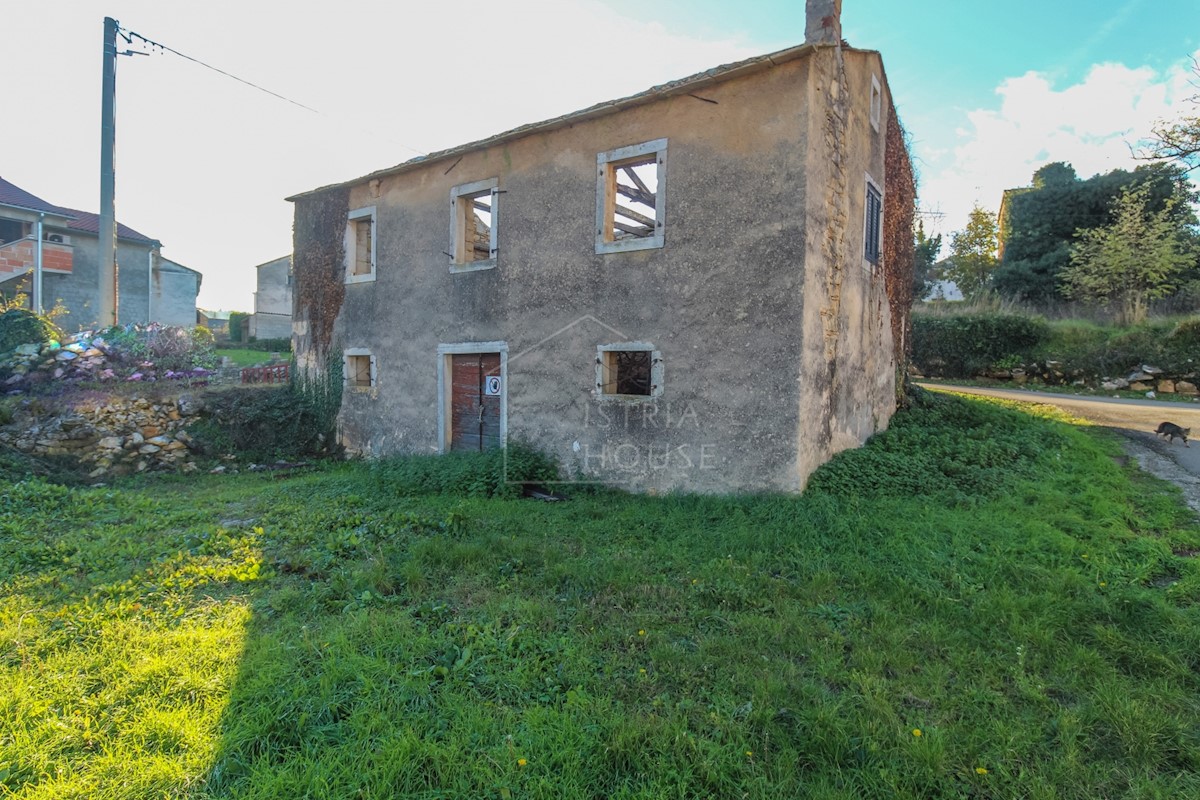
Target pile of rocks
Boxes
[2,331,212,391]
[952,360,1198,398]
[1098,365,1197,396]
[0,393,206,478]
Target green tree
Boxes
[912,221,942,299]
[993,162,1197,303]
[945,205,998,302]
[1060,183,1195,324]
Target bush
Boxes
[0,308,58,354]
[240,337,292,352]
[911,314,1051,377]
[102,324,217,372]
[187,385,334,460]
[371,443,560,498]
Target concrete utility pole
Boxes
[98,16,119,328]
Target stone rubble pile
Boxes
[1,331,212,392]
[0,393,206,478]
[931,360,1198,397]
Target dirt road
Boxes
[919,383,1200,516]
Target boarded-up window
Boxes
[346,207,376,283]
[345,351,376,389]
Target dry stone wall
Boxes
[0,393,206,478]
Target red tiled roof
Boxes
[0,176,158,244]
[0,176,74,218]
[55,207,159,245]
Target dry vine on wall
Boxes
[292,187,350,362]
[883,104,917,404]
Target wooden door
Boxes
[449,352,502,452]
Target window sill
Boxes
[596,235,664,256]
[345,273,376,285]
[449,259,496,274]
[594,391,661,402]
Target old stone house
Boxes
[289,0,914,493]
[0,176,201,329]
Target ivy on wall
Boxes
[883,104,917,400]
[292,187,350,361]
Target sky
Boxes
[4,0,1198,311]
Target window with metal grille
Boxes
[864,181,882,266]
[596,139,667,254]
[596,344,663,398]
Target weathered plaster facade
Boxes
[250,255,293,340]
[291,13,908,493]
[0,177,200,330]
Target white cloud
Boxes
[918,51,1199,236]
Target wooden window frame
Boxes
[869,74,882,132]
[448,178,499,273]
[595,138,667,255]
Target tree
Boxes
[944,205,998,302]
[912,221,942,300]
[1140,61,1199,172]
[993,161,1197,303]
[1059,183,1195,324]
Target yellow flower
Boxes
[1099,582,1107,587]
[639,668,647,674]
[975,767,989,775]
[1081,554,1089,559]
[912,728,922,737]
[517,758,527,767]
[745,750,753,757]
[638,629,646,636]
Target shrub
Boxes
[0,308,58,353]
[911,314,1050,377]
[243,337,292,352]
[372,443,560,498]
[187,385,334,460]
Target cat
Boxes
[1154,421,1190,447]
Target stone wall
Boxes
[0,392,205,479]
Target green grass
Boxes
[215,349,277,368]
[3,391,1200,798]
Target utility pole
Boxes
[98,16,119,328]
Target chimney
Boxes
[805,0,843,45]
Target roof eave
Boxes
[286,41,821,202]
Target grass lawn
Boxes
[215,349,280,369]
[2,391,1200,798]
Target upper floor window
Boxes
[449,178,498,273]
[864,178,883,268]
[345,206,376,284]
[595,138,667,254]
[869,74,882,132]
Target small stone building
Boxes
[289,0,914,493]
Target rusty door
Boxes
[449,352,502,452]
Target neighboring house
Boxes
[250,255,292,340]
[0,176,201,329]
[288,0,913,493]
[196,309,231,338]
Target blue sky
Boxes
[4,0,1198,310]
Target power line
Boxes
[120,24,427,156]
[123,26,319,114]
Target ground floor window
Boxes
[596,343,663,398]
[344,349,376,390]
